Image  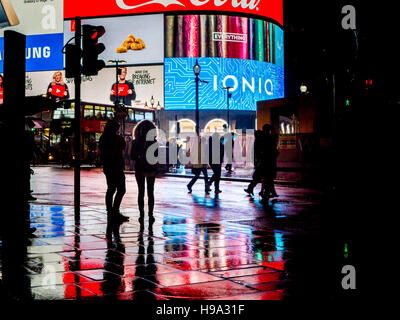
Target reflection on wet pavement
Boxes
[0,169,326,300]
[0,203,296,300]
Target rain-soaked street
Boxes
[0,165,342,301]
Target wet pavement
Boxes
[0,166,337,301]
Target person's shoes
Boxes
[244,188,254,195]
[215,189,222,194]
[118,214,129,222]
[187,185,192,193]
[28,195,37,201]
[113,209,129,222]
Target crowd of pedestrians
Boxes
[25,118,280,241]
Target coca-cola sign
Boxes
[64,0,283,26]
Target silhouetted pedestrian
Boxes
[99,119,129,223]
[223,126,234,174]
[167,138,179,172]
[244,130,265,196]
[245,124,279,202]
[265,124,279,198]
[87,139,97,167]
[208,132,224,194]
[187,136,210,194]
[131,119,159,223]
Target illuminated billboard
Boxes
[165,15,284,67]
[64,0,283,26]
[165,57,284,111]
[63,14,164,66]
[25,65,164,109]
[0,0,64,72]
[164,14,284,111]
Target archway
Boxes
[204,118,228,133]
[169,118,196,134]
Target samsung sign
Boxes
[0,33,63,72]
[165,57,284,111]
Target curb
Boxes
[124,171,302,186]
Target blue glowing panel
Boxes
[165,57,284,111]
[0,33,64,72]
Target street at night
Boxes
[0,0,393,312]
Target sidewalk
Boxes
[33,163,306,186]
[126,165,304,186]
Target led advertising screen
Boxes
[25,65,164,109]
[164,57,284,111]
[63,14,164,66]
[64,0,283,26]
[165,15,284,67]
[0,0,64,72]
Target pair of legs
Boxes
[135,173,156,221]
[246,169,278,199]
[245,167,263,194]
[260,177,278,199]
[209,164,222,192]
[105,170,126,216]
[187,167,209,192]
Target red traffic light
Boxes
[82,24,106,76]
[84,25,105,40]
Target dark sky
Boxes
[284,0,398,99]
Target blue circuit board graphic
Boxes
[164,57,284,111]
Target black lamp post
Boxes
[193,59,208,136]
[193,60,201,136]
[222,86,233,131]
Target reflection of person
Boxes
[47,71,69,102]
[110,67,136,106]
[0,74,3,105]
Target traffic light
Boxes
[82,25,106,76]
[364,78,374,90]
[65,43,81,78]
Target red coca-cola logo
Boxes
[64,0,283,26]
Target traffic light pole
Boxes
[74,17,81,220]
[114,61,125,136]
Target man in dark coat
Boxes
[208,132,224,193]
